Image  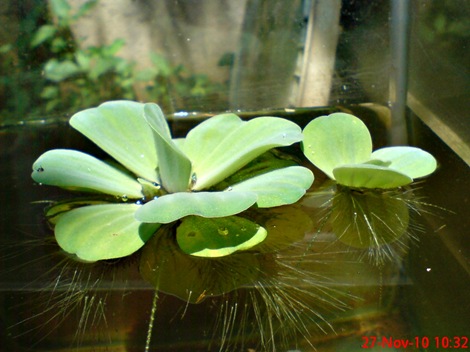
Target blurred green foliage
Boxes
[417,0,469,68]
[0,0,224,123]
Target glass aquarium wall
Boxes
[408,0,470,165]
[404,0,470,341]
[1,0,399,120]
[1,0,469,351]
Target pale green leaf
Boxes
[333,164,412,189]
[55,204,160,262]
[44,59,81,82]
[189,116,303,190]
[182,113,244,166]
[176,216,267,257]
[32,149,143,198]
[229,166,314,207]
[135,191,258,224]
[143,103,192,193]
[302,113,372,179]
[30,25,57,48]
[45,198,111,225]
[70,100,159,182]
[371,146,437,179]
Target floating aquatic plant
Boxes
[31,100,314,261]
[302,112,437,189]
[301,112,437,265]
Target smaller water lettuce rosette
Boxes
[31,101,314,262]
[301,113,437,189]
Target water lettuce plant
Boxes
[31,100,314,261]
[302,113,437,189]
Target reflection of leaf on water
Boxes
[140,204,314,303]
[331,186,410,249]
[6,201,358,351]
[139,214,357,351]
[140,226,261,304]
[252,204,313,252]
[304,183,417,265]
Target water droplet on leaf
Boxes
[218,227,229,236]
[191,173,197,186]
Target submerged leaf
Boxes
[143,103,192,193]
[302,113,372,179]
[70,100,160,182]
[31,149,143,198]
[252,205,313,252]
[176,216,267,257]
[135,191,258,224]
[333,164,412,189]
[54,204,160,262]
[229,166,314,207]
[188,116,303,190]
[371,146,437,179]
[140,227,261,303]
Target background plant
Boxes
[0,0,224,123]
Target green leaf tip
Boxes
[302,112,437,189]
[143,103,192,193]
[32,149,144,198]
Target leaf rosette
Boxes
[302,113,437,189]
[32,100,314,261]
